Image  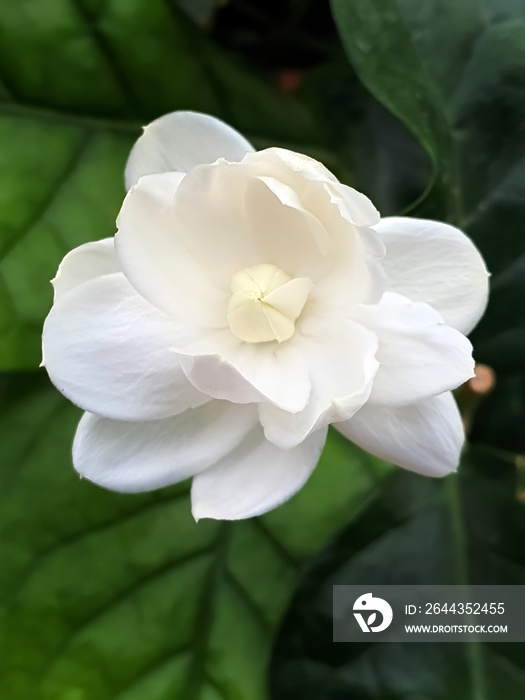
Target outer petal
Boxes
[52,238,118,300]
[178,330,310,413]
[125,111,254,189]
[335,391,464,476]
[375,216,489,334]
[191,425,328,521]
[356,292,475,406]
[259,319,378,448]
[43,273,207,421]
[73,402,258,493]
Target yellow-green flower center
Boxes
[227,263,313,343]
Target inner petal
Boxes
[227,263,313,343]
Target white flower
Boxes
[42,111,489,521]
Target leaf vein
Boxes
[0,132,93,262]
[38,544,216,683]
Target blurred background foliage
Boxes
[0,0,525,698]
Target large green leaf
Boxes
[270,448,525,699]
[0,0,322,370]
[0,373,390,699]
[330,0,525,271]
[330,0,525,274]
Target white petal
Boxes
[244,147,380,242]
[244,147,340,186]
[43,273,207,421]
[73,402,258,493]
[125,111,254,189]
[191,425,328,520]
[255,172,384,311]
[376,216,489,334]
[165,164,328,286]
[116,172,228,327]
[179,329,310,413]
[324,181,381,227]
[335,391,464,476]
[356,292,475,406]
[254,175,330,255]
[52,238,118,300]
[259,319,378,448]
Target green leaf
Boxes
[331,0,524,252]
[330,0,525,267]
[0,0,321,370]
[0,374,391,700]
[270,447,525,699]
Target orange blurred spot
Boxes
[467,364,496,396]
[278,69,303,94]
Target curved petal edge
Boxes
[125,111,255,189]
[335,392,464,477]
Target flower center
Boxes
[227,263,313,343]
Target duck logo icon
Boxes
[353,593,393,633]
